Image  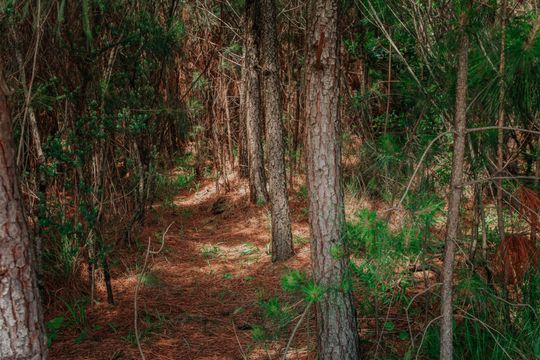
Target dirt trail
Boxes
[49,179,311,359]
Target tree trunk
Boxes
[260,0,294,261]
[0,75,48,360]
[440,13,469,360]
[305,1,361,358]
[535,135,540,189]
[238,45,249,179]
[245,0,268,203]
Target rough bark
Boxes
[245,0,268,203]
[440,14,469,360]
[0,77,48,359]
[305,1,361,358]
[260,0,294,262]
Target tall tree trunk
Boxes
[496,0,507,240]
[0,73,48,360]
[305,1,361,359]
[440,13,469,360]
[260,0,294,261]
[245,0,268,203]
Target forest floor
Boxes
[46,175,323,359]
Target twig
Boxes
[387,131,451,211]
[16,0,43,167]
[462,176,540,187]
[405,282,442,349]
[415,315,442,360]
[134,222,174,360]
[467,126,540,136]
[374,291,396,358]
[281,301,311,360]
[232,320,247,360]
[456,308,518,360]
[387,124,540,212]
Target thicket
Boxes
[1,0,539,358]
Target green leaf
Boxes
[47,316,65,331]
[251,325,266,342]
[399,331,409,340]
[384,321,395,331]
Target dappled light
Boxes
[0,1,539,359]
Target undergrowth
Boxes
[253,203,539,359]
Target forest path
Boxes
[49,177,312,359]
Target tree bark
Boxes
[245,0,268,203]
[0,74,48,360]
[260,0,294,261]
[305,1,361,358]
[440,13,469,360]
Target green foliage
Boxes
[302,280,324,302]
[223,273,234,280]
[295,184,308,200]
[251,325,267,342]
[81,0,93,48]
[139,271,162,287]
[155,170,195,202]
[292,234,309,246]
[46,316,65,347]
[239,242,259,256]
[40,198,84,280]
[122,310,170,346]
[5,0,540,358]
[63,298,89,330]
[280,270,307,292]
[253,295,293,343]
[200,244,222,259]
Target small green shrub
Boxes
[139,271,162,287]
[46,316,65,347]
[200,244,221,259]
[240,243,259,256]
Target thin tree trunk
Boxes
[383,40,392,134]
[260,0,294,261]
[496,0,507,240]
[238,46,249,178]
[305,1,361,358]
[245,0,268,203]
[479,191,488,261]
[0,73,48,360]
[440,13,469,360]
[224,80,234,171]
[534,136,540,188]
[470,185,480,262]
